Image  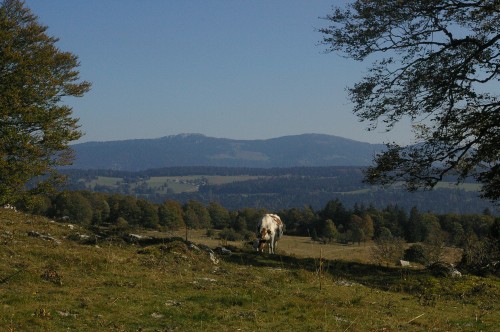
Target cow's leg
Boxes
[269,236,275,254]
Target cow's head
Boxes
[258,240,268,252]
[259,227,272,241]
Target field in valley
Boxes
[1,209,498,331]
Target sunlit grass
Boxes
[1,209,498,331]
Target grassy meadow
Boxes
[88,175,265,194]
[1,209,499,331]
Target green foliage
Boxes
[108,194,141,225]
[207,201,230,229]
[0,0,91,205]
[320,0,499,200]
[17,194,51,215]
[404,244,427,265]
[218,227,243,242]
[62,167,496,214]
[371,236,406,266]
[52,191,92,224]
[321,219,338,243]
[183,200,211,229]
[7,187,498,275]
[377,226,393,240]
[459,233,500,276]
[348,214,373,244]
[158,200,184,230]
[136,199,159,228]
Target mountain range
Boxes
[69,133,386,171]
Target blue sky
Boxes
[24,0,414,144]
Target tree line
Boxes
[15,190,498,274]
[59,167,495,214]
[18,190,496,242]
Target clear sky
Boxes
[24,0,414,144]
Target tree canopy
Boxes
[319,0,499,201]
[0,0,91,205]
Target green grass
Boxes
[434,181,482,191]
[84,175,266,194]
[88,176,123,188]
[1,209,498,331]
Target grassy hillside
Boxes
[1,209,498,331]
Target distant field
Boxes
[434,181,482,191]
[88,175,265,194]
[66,171,496,215]
[88,176,122,188]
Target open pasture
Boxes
[1,209,498,331]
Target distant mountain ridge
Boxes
[69,133,386,171]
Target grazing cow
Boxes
[254,214,284,254]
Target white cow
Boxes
[254,214,284,254]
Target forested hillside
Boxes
[60,166,495,214]
[69,134,386,170]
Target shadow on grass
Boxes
[223,249,429,294]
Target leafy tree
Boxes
[404,244,427,265]
[372,236,406,266]
[420,213,442,242]
[321,219,338,243]
[235,207,266,233]
[376,226,393,241]
[361,214,374,240]
[158,200,184,230]
[137,199,159,228]
[107,194,141,225]
[447,221,465,246]
[17,193,51,215]
[183,200,211,229]
[207,201,230,229]
[349,214,371,243]
[0,0,91,205]
[320,0,499,200]
[52,191,92,224]
[423,225,448,265]
[80,191,110,225]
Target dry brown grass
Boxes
[166,229,462,265]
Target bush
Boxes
[404,244,427,265]
[371,237,405,266]
[219,228,243,242]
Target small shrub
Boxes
[404,244,427,264]
[219,228,243,242]
[205,229,216,238]
[371,237,405,266]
